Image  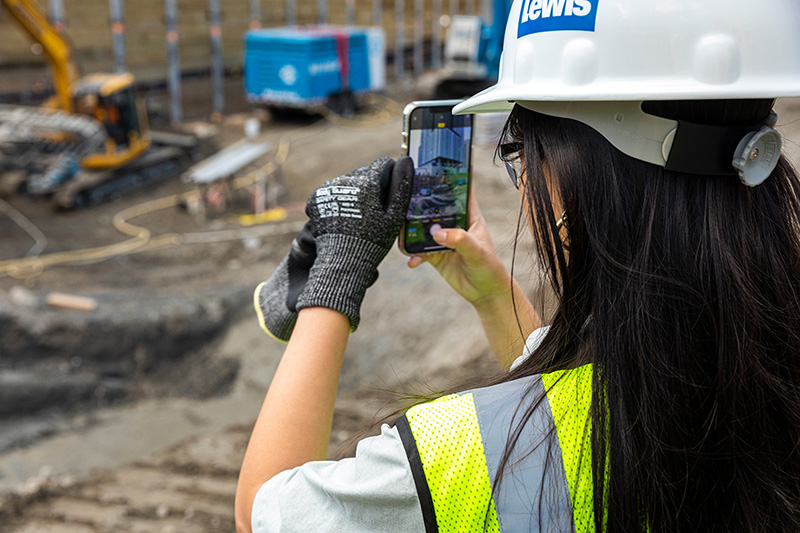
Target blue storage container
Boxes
[244,26,386,107]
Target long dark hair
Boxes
[497,101,800,531]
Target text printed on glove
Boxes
[315,186,363,219]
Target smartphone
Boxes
[399,100,473,255]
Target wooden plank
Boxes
[46,292,98,312]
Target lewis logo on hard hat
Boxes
[518,0,599,38]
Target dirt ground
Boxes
[2,80,800,532]
[0,73,536,532]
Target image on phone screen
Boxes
[404,109,472,254]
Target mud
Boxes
[1,78,798,532]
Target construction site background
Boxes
[1,1,799,530]
[0,0,443,96]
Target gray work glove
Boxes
[296,156,414,331]
[254,221,317,342]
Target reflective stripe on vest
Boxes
[395,364,595,532]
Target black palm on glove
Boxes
[285,222,316,313]
[254,221,316,342]
[255,156,413,340]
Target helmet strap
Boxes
[665,113,781,186]
[518,101,782,186]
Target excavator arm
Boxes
[1,0,78,112]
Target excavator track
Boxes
[53,143,193,209]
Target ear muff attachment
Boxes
[732,126,782,187]
[662,118,783,186]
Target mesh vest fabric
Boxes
[399,365,596,533]
[542,365,597,533]
[403,393,501,532]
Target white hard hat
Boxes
[454,0,800,185]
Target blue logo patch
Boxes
[517,0,599,38]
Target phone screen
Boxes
[403,105,473,254]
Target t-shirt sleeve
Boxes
[509,325,551,372]
[251,423,426,533]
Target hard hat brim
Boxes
[454,81,800,116]
[453,85,515,115]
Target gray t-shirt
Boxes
[251,326,549,532]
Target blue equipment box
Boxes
[244,26,386,107]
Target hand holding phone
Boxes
[399,100,474,255]
[407,193,512,302]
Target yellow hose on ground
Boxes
[0,147,286,279]
[0,95,402,279]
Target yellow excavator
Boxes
[0,0,196,207]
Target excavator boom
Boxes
[1,0,78,112]
[0,0,200,209]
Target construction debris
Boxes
[184,139,271,185]
[45,292,98,312]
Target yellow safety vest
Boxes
[394,364,597,532]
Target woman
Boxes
[237,1,800,531]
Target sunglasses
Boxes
[499,142,524,189]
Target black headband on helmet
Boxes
[663,113,781,186]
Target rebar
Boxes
[164,0,182,124]
[209,0,224,116]
[394,0,405,78]
[413,0,423,75]
[109,0,126,73]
